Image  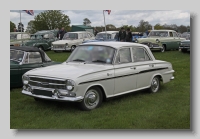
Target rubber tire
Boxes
[181,49,187,53]
[161,45,165,52]
[149,76,160,93]
[79,87,103,111]
[71,46,76,52]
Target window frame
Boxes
[23,52,43,64]
[114,47,132,65]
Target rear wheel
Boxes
[181,49,187,53]
[79,87,103,111]
[149,76,160,93]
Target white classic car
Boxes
[51,31,95,52]
[22,42,175,111]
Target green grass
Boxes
[10,50,190,129]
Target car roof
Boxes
[98,31,118,34]
[67,31,92,34]
[79,41,149,49]
[150,29,176,32]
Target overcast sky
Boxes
[10,10,190,31]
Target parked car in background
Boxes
[135,30,186,52]
[181,32,190,40]
[10,32,30,46]
[51,31,95,52]
[132,32,147,42]
[21,30,58,51]
[21,42,175,111]
[83,31,119,43]
[179,40,190,53]
[10,46,61,88]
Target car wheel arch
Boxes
[84,84,107,101]
[149,74,163,85]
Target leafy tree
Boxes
[83,18,91,26]
[137,20,152,32]
[26,20,37,34]
[33,10,71,32]
[154,23,164,30]
[10,21,16,32]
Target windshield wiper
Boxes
[92,60,106,63]
[72,59,85,62]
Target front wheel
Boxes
[161,45,165,52]
[79,87,103,111]
[149,76,160,93]
[71,46,76,52]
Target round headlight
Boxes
[156,39,160,43]
[22,75,29,85]
[66,80,75,91]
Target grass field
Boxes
[10,50,190,129]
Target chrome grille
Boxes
[53,45,65,49]
[29,77,66,89]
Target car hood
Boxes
[52,40,78,45]
[181,40,190,43]
[25,63,114,80]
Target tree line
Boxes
[10,10,190,34]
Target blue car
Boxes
[132,32,148,42]
[83,31,118,43]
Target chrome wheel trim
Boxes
[161,45,165,52]
[84,89,100,109]
[151,77,159,93]
[71,46,76,51]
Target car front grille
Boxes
[53,45,65,49]
[29,76,66,89]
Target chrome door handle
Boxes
[149,64,154,67]
[130,67,136,69]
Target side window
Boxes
[132,48,151,62]
[169,32,173,37]
[24,52,42,64]
[48,34,54,39]
[83,33,87,38]
[172,32,178,37]
[79,33,83,39]
[115,48,132,64]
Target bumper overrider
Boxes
[21,75,83,102]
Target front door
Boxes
[114,47,137,95]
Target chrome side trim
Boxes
[29,80,65,86]
[22,90,83,102]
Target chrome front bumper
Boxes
[51,46,71,51]
[22,90,83,102]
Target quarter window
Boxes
[115,48,132,64]
[24,52,42,64]
[132,48,151,62]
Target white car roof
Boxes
[150,30,176,32]
[80,41,149,49]
[67,31,91,34]
[98,31,118,34]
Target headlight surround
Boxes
[65,43,68,48]
[66,79,75,91]
[156,39,160,43]
[22,75,29,85]
[135,39,138,43]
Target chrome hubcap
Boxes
[84,90,99,109]
[151,78,159,92]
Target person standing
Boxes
[125,28,132,42]
[59,27,66,40]
[94,28,99,36]
[118,27,126,42]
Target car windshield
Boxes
[62,33,78,40]
[10,34,17,40]
[67,45,115,64]
[30,35,43,40]
[10,49,24,63]
[148,31,168,37]
[95,33,112,40]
